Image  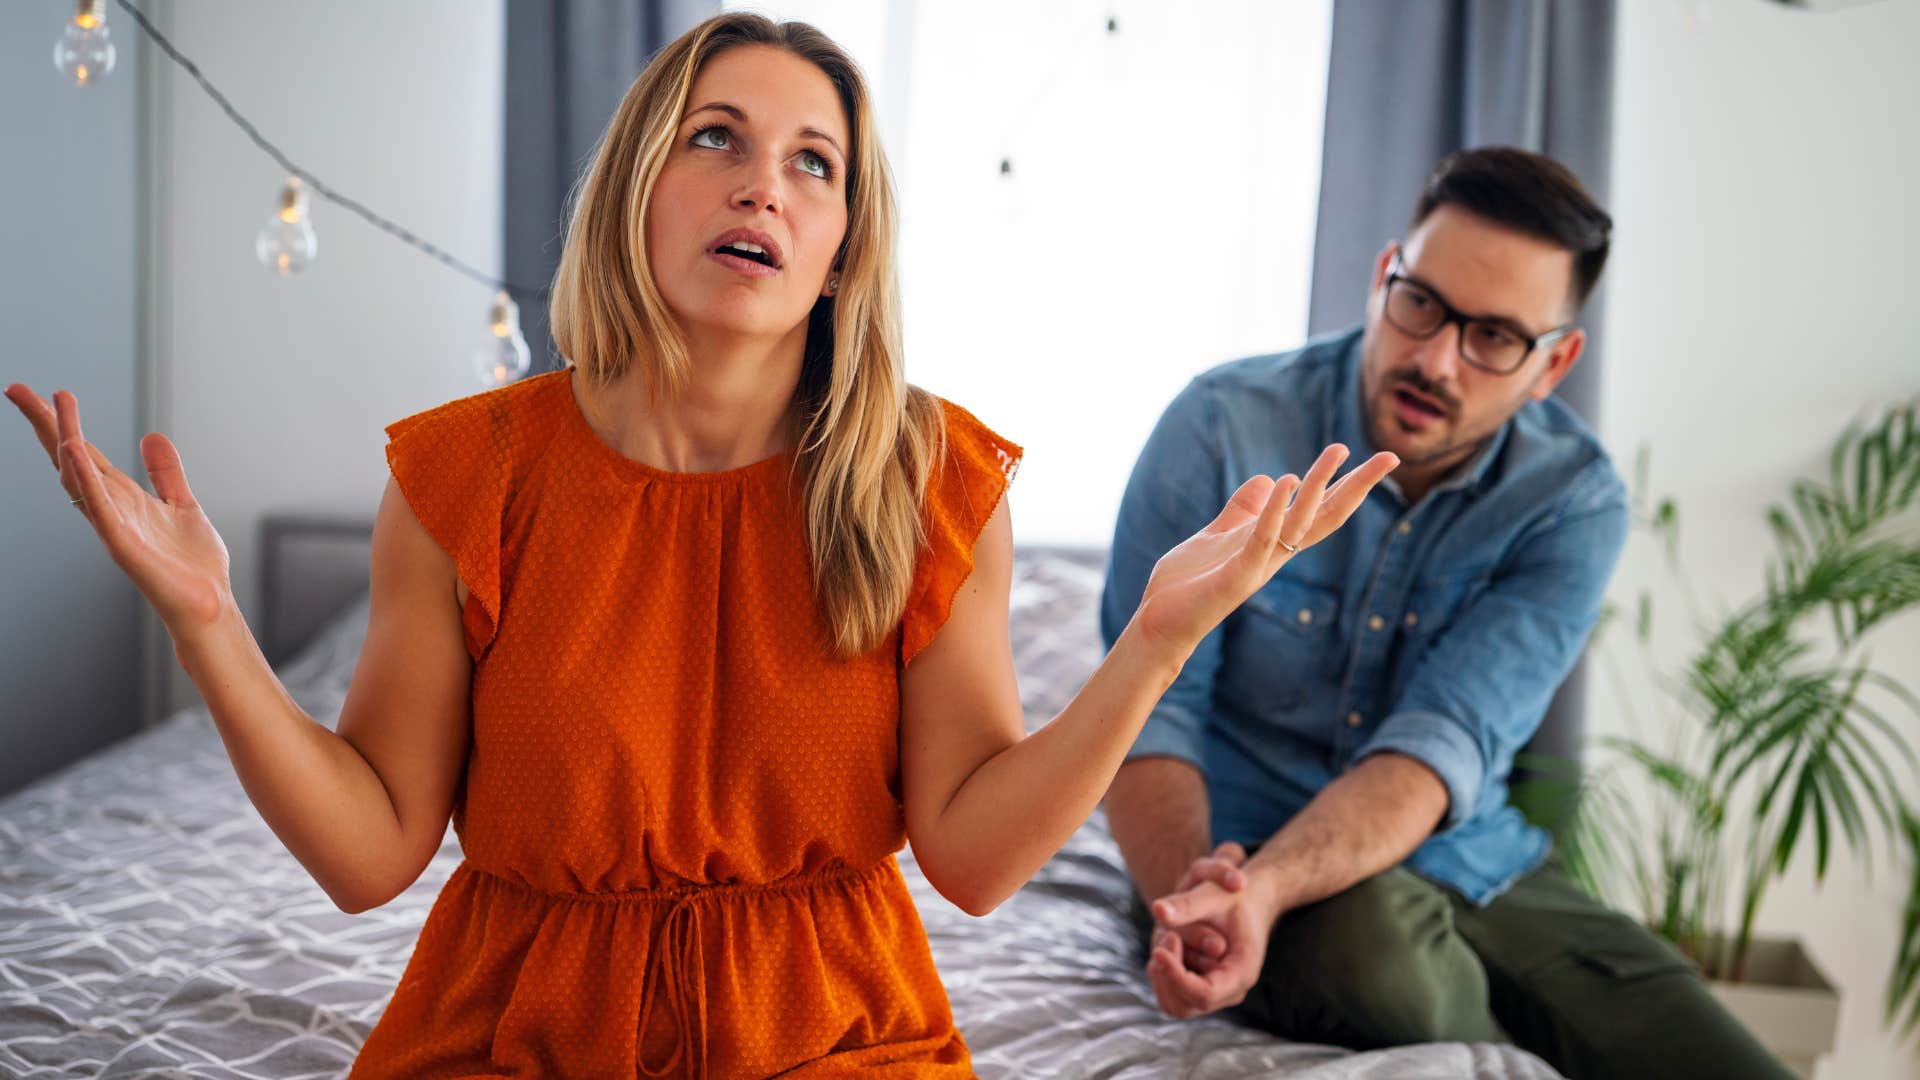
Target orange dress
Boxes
[349,369,1020,1078]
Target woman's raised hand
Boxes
[6,385,233,632]
[1132,444,1398,659]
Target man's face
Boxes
[1357,205,1586,478]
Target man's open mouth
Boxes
[1393,385,1448,420]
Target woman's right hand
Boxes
[6,384,234,633]
[1129,443,1397,661]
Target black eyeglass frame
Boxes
[1382,254,1577,375]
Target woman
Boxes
[6,13,1394,1077]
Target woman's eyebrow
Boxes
[685,102,845,161]
[686,101,747,123]
[799,127,846,162]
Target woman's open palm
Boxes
[1135,444,1398,656]
[6,385,232,631]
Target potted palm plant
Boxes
[1522,397,1920,1078]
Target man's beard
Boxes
[1364,369,1487,470]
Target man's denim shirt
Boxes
[1100,328,1630,904]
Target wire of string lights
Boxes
[106,0,549,304]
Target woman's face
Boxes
[645,44,851,345]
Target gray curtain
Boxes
[0,4,145,792]
[1307,0,1615,779]
[504,0,714,373]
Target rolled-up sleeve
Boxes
[1100,377,1226,772]
[1358,465,1631,830]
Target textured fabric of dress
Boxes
[349,369,1021,1079]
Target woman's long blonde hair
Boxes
[549,12,944,659]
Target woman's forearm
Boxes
[916,618,1186,914]
[172,595,412,912]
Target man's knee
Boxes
[1258,871,1501,1047]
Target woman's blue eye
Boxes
[690,126,730,150]
[797,149,832,180]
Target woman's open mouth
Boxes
[708,228,783,279]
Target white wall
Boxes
[155,1,504,714]
[1600,2,1920,1076]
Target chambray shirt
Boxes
[1100,328,1629,903]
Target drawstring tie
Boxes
[637,893,707,1079]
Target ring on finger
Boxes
[1278,537,1299,553]
[69,496,85,507]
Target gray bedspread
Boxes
[0,550,1560,1078]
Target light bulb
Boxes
[256,177,318,276]
[992,157,1030,224]
[53,0,116,87]
[474,292,532,388]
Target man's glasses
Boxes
[1381,255,1575,375]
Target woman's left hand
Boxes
[1131,444,1397,660]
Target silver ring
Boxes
[1278,538,1299,554]
[69,496,85,506]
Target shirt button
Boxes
[1404,612,1419,628]
[1397,521,1412,536]
[1346,711,1364,728]
[1297,608,1314,626]
[1368,614,1385,632]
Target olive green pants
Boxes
[1131,865,1793,1080]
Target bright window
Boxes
[725,1,1332,543]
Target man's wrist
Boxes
[1242,856,1297,922]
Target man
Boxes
[1100,147,1789,1079]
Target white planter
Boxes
[1706,936,1840,1079]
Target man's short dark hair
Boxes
[1410,147,1612,312]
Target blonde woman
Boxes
[6,13,1393,1077]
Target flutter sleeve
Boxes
[383,392,511,663]
[899,398,1023,667]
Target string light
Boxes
[996,9,1120,181]
[256,177,319,277]
[476,292,533,388]
[53,0,117,87]
[65,0,552,386]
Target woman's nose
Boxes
[730,156,783,215]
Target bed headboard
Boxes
[258,513,377,666]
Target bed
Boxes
[0,518,1561,1079]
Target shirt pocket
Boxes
[1402,568,1492,653]
[1223,578,1342,712]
